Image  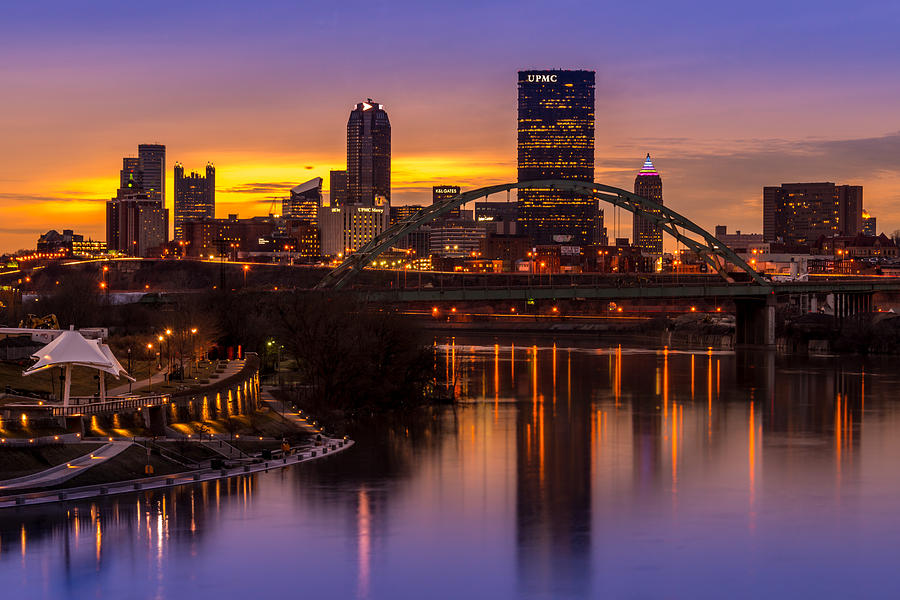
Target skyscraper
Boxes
[862,210,876,237]
[106,197,168,257]
[174,163,215,239]
[517,70,595,246]
[347,100,390,206]
[106,150,169,257]
[329,170,348,206]
[433,185,461,219]
[138,144,166,205]
[283,177,322,224]
[763,182,863,244]
[632,154,663,254]
[119,157,143,192]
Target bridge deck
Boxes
[361,280,900,303]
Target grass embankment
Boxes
[56,445,185,489]
[169,408,312,444]
[154,441,221,463]
[0,425,69,439]
[0,444,103,480]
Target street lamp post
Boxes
[165,329,173,381]
[190,327,198,377]
[102,264,110,303]
[157,335,164,381]
[146,343,154,392]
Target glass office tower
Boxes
[517,70,595,246]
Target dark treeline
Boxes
[271,292,441,415]
[12,269,442,412]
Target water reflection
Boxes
[1,336,899,598]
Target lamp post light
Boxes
[164,329,174,381]
[146,343,154,392]
[157,335,164,381]
[102,264,110,303]
[190,327,198,376]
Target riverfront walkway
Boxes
[0,441,131,491]
[108,368,168,396]
[0,437,353,509]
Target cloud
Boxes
[600,132,900,237]
[219,182,296,195]
[0,227,44,234]
[0,192,104,203]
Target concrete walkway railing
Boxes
[0,438,354,509]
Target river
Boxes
[1,334,899,599]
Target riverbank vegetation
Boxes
[271,293,445,415]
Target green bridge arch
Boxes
[315,179,766,289]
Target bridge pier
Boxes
[734,296,775,347]
[833,292,872,320]
[142,405,168,437]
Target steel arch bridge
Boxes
[315,179,766,290]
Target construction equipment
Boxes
[266,196,282,218]
[18,313,60,330]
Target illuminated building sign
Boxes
[526,74,558,83]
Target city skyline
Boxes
[3,1,900,253]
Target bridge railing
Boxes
[50,394,170,417]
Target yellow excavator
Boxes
[18,314,60,330]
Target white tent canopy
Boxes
[92,340,135,381]
[22,329,133,407]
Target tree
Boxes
[272,292,436,414]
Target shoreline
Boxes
[0,436,353,510]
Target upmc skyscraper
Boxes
[517,70,595,246]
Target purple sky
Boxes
[2,0,900,251]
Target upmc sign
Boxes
[525,74,558,83]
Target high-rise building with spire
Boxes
[517,69,595,246]
[347,100,391,206]
[632,154,663,254]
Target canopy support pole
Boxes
[62,364,72,409]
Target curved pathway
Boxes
[0,437,353,509]
[0,441,132,491]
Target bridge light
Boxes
[690,306,696,312]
